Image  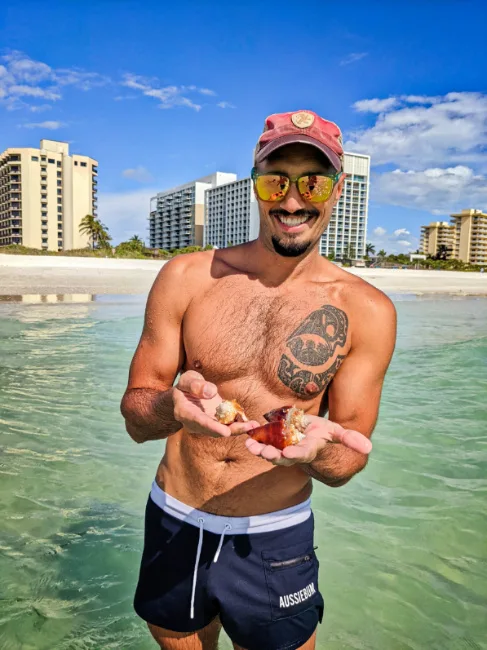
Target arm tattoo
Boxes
[278,305,348,396]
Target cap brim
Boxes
[255,134,342,171]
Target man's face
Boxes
[255,143,344,258]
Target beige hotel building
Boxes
[420,209,487,265]
[0,139,98,251]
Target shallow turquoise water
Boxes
[0,295,486,650]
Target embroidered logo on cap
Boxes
[291,112,315,129]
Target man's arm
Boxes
[120,256,190,443]
[304,293,397,486]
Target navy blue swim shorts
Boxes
[134,484,324,650]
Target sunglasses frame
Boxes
[251,167,343,203]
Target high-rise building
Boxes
[420,221,455,257]
[149,172,236,250]
[450,209,487,265]
[0,139,98,251]
[204,152,370,255]
[419,209,487,265]
[204,177,259,249]
[319,152,370,259]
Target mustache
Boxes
[269,208,320,219]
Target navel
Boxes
[193,359,202,370]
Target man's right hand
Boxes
[173,371,258,438]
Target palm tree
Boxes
[366,242,376,257]
[377,249,387,259]
[79,215,111,249]
[342,243,356,260]
[79,214,98,248]
[130,235,144,245]
[435,244,452,261]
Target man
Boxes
[121,110,396,650]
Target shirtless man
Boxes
[121,110,396,650]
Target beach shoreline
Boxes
[1,254,486,297]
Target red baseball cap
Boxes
[254,110,344,171]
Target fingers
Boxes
[327,421,372,454]
[173,389,230,437]
[245,438,296,466]
[176,371,217,399]
[228,420,260,435]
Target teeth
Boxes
[278,216,308,226]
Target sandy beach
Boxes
[1,254,486,297]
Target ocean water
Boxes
[0,294,486,650]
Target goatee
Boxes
[271,235,312,257]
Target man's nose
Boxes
[279,183,306,213]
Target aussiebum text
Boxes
[279,583,316,608]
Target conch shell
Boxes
[215,399,248,425]
[215,400,308,450]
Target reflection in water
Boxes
[0,294,95,304]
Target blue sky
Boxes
[1,0,486,250]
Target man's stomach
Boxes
[155,428,312,517]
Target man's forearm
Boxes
[120,387,181,443]
[302,443,368,487]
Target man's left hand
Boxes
[245,415,372,466]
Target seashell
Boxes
[249,405,308,450]
[215,399,248,425]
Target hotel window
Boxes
[74,161,78,166]
[48,159,55,164]
[31,156,39,162]
[41,156,46,162]
[57,206,62,213]
[57,161,61,168]
[80,162,87,168]
[57,198,62,204]
[58,215,63,221]
[42,211,47,217]
[42,229,48,235]
[57,189,62,195]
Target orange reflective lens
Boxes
[253,173,336,203]
[254,174,290,201]
[297,175,334,202]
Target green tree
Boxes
[342,243,356,260]
[377,249,387,259]
[327,249,335,261]
[365,242,376,257]
[79,215,111,249]
[435,244,452,261]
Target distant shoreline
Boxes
[1,254,486,297]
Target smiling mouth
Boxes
[274,214,315,230]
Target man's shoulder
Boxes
[331,265,396,321]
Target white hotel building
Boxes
[149,172,236,250]
[204,152,370,257]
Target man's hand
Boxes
[245,415,372,466]
[173,371,259,438]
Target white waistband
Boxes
[150,481,311,535]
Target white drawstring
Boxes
[190,517,205,619]
[190,520,232,619]
[213,524,232,563]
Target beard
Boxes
[271,235,312,257]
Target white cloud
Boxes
[122,166,153,183]
[98,187,157,243]
[0,50,110,111]
[217,101,235,109]
[29,104,52,112]
[373,166,487,214]
[340,52,368,66]
[21,120,66,130]
[346,92,487,169]
[368,226,419,255]
[121,73,225,111]
[353,98,398,113]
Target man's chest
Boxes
[183,279,351,403]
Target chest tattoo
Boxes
[277,304,348,396]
